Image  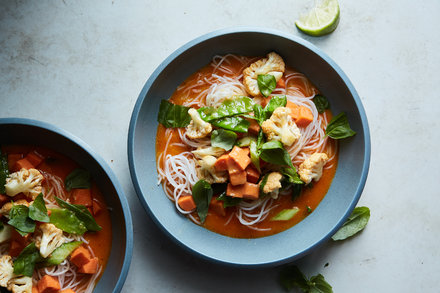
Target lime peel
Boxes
[295,0,340,37]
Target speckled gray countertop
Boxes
[1,0,439,292]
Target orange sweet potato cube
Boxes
[295,106,314,127]
[37,275,60,293]
[14,158,34,170]
[214,154,230,172]
[92,200,102,216]
[25,151,44,167]
[72,189,92,207]
[246,165,260,184]
[229,146,251,171]
[209,198,226,217]
[32,285,40,293]
[70,246,92,268]
[286,101,300,121]
[78,257,99,274]
[226,183,245,198]
[177,195,196,211]
[229,170,247,186]
[242,183,259,200]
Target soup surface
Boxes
[156,53,338,238]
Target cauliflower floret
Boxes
[185,108,212,139]
[5,168,44,200]
[261,172,283,199]
[243,52,285,96]
[191,146,225,159]
[7,275,32,293]
[0,255,14,287]
[298,153,329,184]
[196,156,228,184]
[0,200,30,218]
[206,84,247,108]
[35,223,66,258]
[262,107,301,146]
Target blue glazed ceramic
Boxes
[128,27,370,267]
[0,118,133,292]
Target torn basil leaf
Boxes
[332,206,370,241]
[263,95,287,119]
[216,192,242,208]
[8,205,35,235]
[157,99,191,128]
[313,94,330,113]
[211,129,237,151]
[192,180,213,223]
[325,112,356,139]
[29,193,49,223]
[271,208,299,221]
[55,197,101,232]
[259,140,294,169]
[13,242,42,277]
[64,168,91,191]
[279,265,333,293]
[281,167,303,185]
[0,149,8,194]
[257,74,277,97]
[49,208,87,235]
[211,116,250,133]
[45,241,82,266]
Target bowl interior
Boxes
[129,28,370,267]
[0,120,132,292]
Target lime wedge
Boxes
[295,0,340,37]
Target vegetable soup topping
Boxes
[0,146,111,293]
[156,52,355,238]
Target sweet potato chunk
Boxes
[37,275,60,293]
[295,106,313,128]
[214,154,230,172]
[229,146,251,171]
[226,182,259,200]
[246,165,260,184]
[177,195,196,211]
[70,246,92,268]
[78,257,99,274]
[209,198,226,217]
[92,200,102,216]
[14,158,34,170]
[25,151,44,167]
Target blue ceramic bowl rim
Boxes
[128,26,371,267]
[0,117,133,292]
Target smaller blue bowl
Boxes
[0,118,133,292]
[128,27,370,267]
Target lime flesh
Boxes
[295,0,340,37]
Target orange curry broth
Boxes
[1,145,112,274]
[156,57,338,238]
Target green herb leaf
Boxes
[13,242,42,277]
[249,139,260,172]
[263,95,287,119]
[64,169,91,191]
[0,150,8,194]
[271,208,299,221]
[281,167,303,185]
[332,206,370,241]
[28,193,49,223]
[253,104,265,124]
[8,205,35,235]
[279,265,310,292]
[257,74,277,97]
[325,112,356,139]
[292,184,303,201]
[157,100,191,128]
[216,192,242,208]
[191,180,213,223]
[308,274,333,293]
[49,209,87,235]
[198,96,254,121]
[45,241,82,266]
[313,94,330,114]
[211,129,237,151]
[55,197,102,232]
[259,140,294,169]
[211,116,250,133]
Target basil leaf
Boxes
[313,94,330,113]
[259,140,294,169]
[263,95,287,119]
[271,208,299,221]
[198,96,254,121]
[29,193,49,223]
[211,129,237,151]
[49,209,87,235]
[55,197,101,232]
[257,129,265,148]
[281,167,303,185]
[253,104,265,124]
[45,241,82,266]
[257,74,277,97]
[279,265,309,292]
[308,274,333,293]
[0,150,8,194]
[8,205,35,235]
[13,242,42,277]
[332,206,370,241]
[325,112,356,139]
[191,180,213,223]
[249,139,260,172]
[211,117,250,133]
[216,192,242,208]
[157,99,191,128]
[64,169,91,191]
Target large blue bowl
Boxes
[0,118,133,292]
[128,27,370,267]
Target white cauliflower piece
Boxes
[7,275,32,293]
[298,153,329,184]
[35,223,66,258]
[191,146,225,159]
[206,84,247,108]
[0,200,30,218]
[262,107,301,146]
[0,255,14,287]
[185,108,212,139]
[196,156,228,184]
[5,168,44,200]
[261,172,283,199]
[243,52,285,96]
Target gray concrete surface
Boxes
[1,0,439,292]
